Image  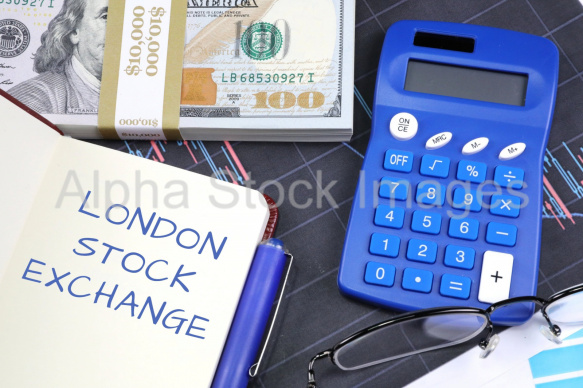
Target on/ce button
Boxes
[390,112,418,141]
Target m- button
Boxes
[462,137,489,155]
[390,112,418,141]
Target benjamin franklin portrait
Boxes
[8,0,108,114]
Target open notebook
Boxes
[0,91,269,387]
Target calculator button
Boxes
[411,211,442,235]
[499,142,526,161]
[365,262,396,287]
[486,222,517,246]
[379,177,410,201]
[478,251,514,304]
[462,137,489,155]
[452,188,482,212]
[494,166,524,189]
[457,160,487,183]
[440,274,471,300]
[444,245,475,270]
[490,194,521,218]
[419,155,450,178]
[369,233,400,257]
[402,268,433,293]
[425,132,452,150]
[416,181,446,206]
[406,239,438,263]
[389,112,418,141]
[448,217,479,240]
[384,149,414,172]
[374,205,405,229]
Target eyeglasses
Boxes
[307,283,583,388]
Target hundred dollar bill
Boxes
[0,0,354,140]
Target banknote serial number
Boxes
[221,73,315,84]
[0,0,54,6]
[124,6,166,77]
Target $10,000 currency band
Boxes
[0,0,354,140]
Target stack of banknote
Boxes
[0,0,354,141]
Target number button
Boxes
[411,210,442,235]
[457,160,487,183]
[406,239,438,264]
[364,262,396,287]
[440,274,471,300]
[420,155,450,178]
[490,194,521,218]
[416,181,446,206]
[374,205,405,229]
[448,217,479,240]
[494,166,524,189]
[379,177,410,201]
[402,268,433,293]
[486,222,517,246]
[384,149,414,173]
[369,233,400,257]
[444,245,475,270]
[452,187,482,212]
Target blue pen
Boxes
[211,238,290,388]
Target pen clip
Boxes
[248,252,293,378]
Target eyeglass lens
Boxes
[546,290,583,324]
[333,313,488,371]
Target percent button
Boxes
[457,160,487,183]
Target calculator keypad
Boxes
[365,147,526,303]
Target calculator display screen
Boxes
[404,60,528,106]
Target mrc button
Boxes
[426,132,452,150]
[384,149,413,172]
[390,112,418,141]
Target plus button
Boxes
[491,271,503,283]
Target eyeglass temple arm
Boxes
[307,350,333,388]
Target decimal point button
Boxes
[390,112,418,141]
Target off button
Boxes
[390,112,418,141]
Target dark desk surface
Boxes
[92,1,583,386]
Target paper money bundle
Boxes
[0,0,354,141]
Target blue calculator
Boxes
[338,21,559,325]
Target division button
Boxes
[462,137,489,155]
[426,132,452,150]
[389,112,418,141]
[499,142,526,161]
[494,166,525,189]
[478,251,514,304]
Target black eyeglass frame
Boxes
[307,283,583,388]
